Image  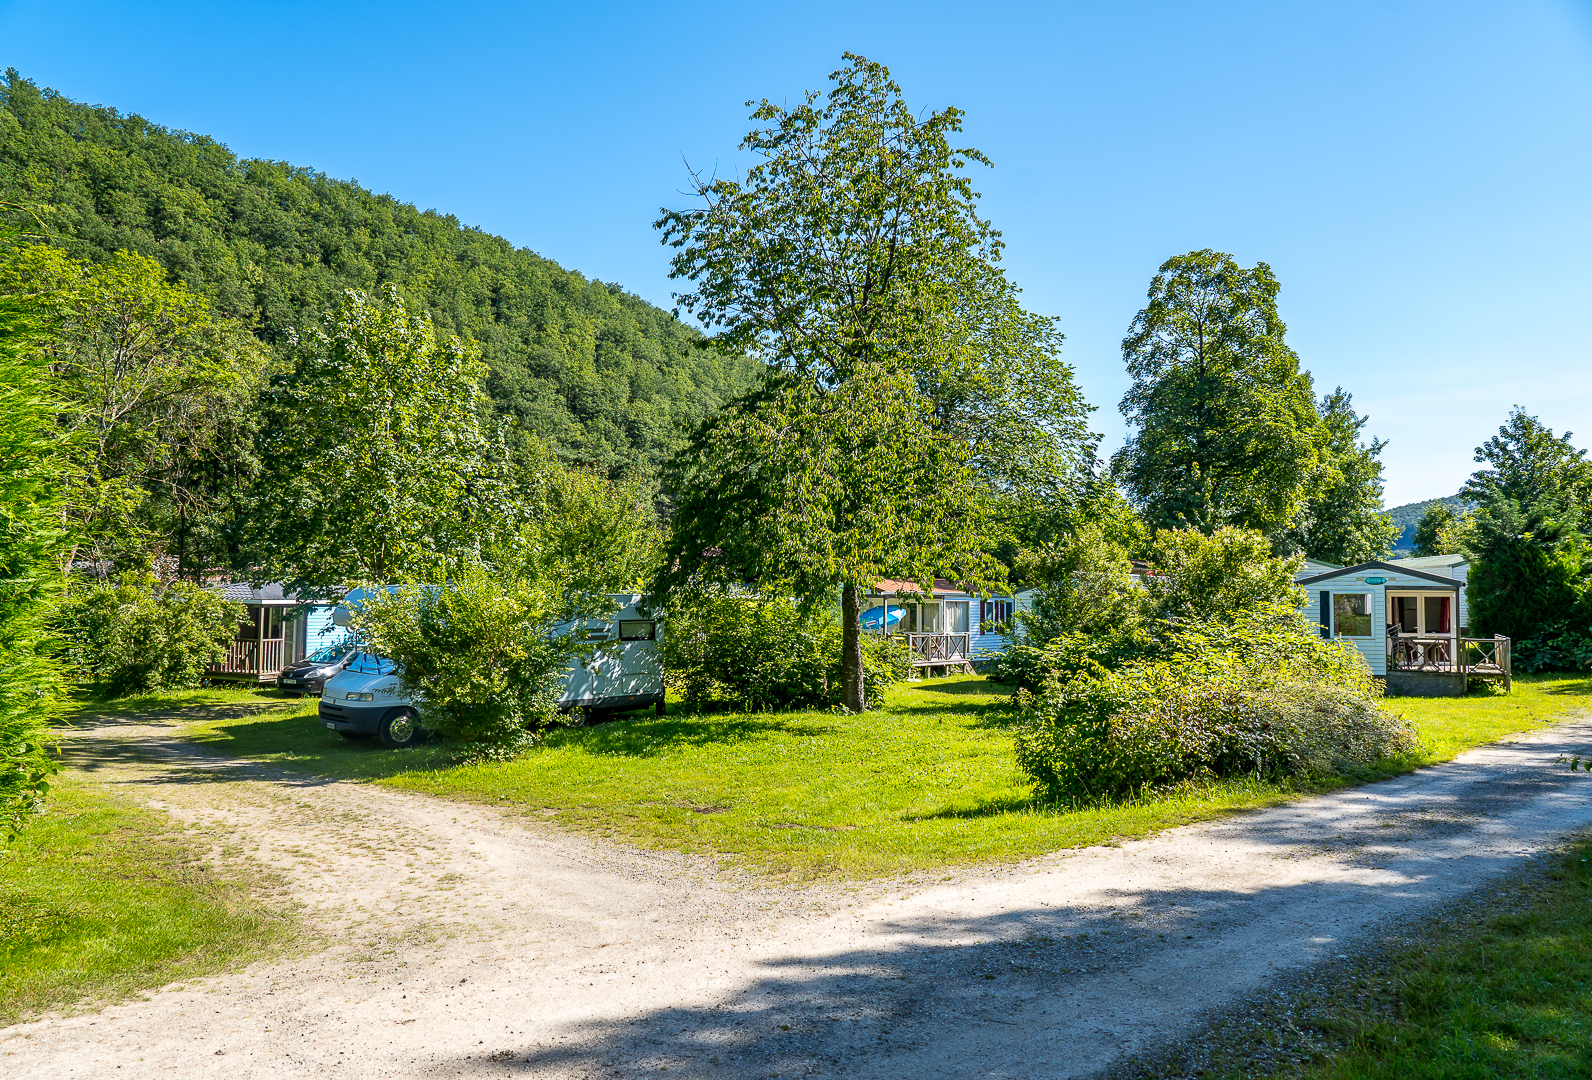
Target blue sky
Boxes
[4,1,1590,505]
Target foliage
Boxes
[1281,388,1397,564]
[660,589,913,711]
[1410,501,1475,558]
[54,573,244,695]
[1113,249,1320,539]
[1011,523,1146,645]
[253,285,499,591]
[655,54,1091,709]
[0,244,67,839]
[1461,409,1592,642]
[0,70,761,483]
[1385,493,1469,553]
[351,565,599,746]
[1011,607,1410,801]
[1512,622,1592,673]
[0,243,264,575]
[985,630,1157,693]
[1144,526,1305,621]
[350,452,658,746]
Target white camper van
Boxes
[317,593,664,748]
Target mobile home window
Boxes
[618,619,656,642]
[1333,593,1373,637]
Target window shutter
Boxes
[1319,591,1331,638]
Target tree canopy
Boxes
[654,55,1090,709]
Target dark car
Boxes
[276,643,357,696]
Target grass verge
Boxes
[0,776,298,1026]
[159,672,1592,882]
[1112,834,1592,1079]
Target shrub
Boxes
[661,590,913,711]
[55,574,243,695]
[352,566,599,746]
[985,630,1157,692]
[1513,623,1592,674]
[1012,606,1413,801]
[0,277,68,838]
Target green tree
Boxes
[1461,409,1591,641]
[654,54,1090,709]
[0,240,67,838]
[657,369,1002,710]
[1113,250,1320,541]
[1283,389,1397,564]
[255,286,500,591]
[1014,523,1145,644]
[1145,526,1305,621]
[0,244,264,573]
[1411,502,1475,557]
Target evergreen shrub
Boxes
[661,590,913,711]
[1513,623,1592,674]
[1011,606,1414,801]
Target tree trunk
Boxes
[842,582,865,712]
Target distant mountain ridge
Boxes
[1384,494,1470,553]
[0,70,762,478]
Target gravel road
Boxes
[4,705,1592,1079]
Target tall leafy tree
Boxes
[1411,502,1475,557]
[0,245,263,573]
[1113,250,1320,541]
[0,239,67,837]
[1282,389,1397,564]
[654,54,1090,709]
[1461,409,1591,640]
[255,286,502,592]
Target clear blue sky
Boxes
[4,0,1590,506]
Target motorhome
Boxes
[316,592,664,748]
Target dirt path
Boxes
[6,708,1592,1080]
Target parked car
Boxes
[317,594,664,750]
[275,641,357,696]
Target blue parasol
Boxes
[860,604,906,629]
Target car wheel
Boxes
[655,699,667,717]
[379,709,421,749]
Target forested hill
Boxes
[0,71,760,477]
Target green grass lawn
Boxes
[166,672,1592,882]
[0,777,298,1025]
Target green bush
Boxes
[352,567,599,746]
[661,590,913,711]
[1513,623,1592,673]
[1011,606,1413,801]
[55,574,243,696]
[985,631,1157,692]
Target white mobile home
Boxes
[1294,558,1506,696]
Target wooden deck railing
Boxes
[206,638,286,677]
[905,632,971,665]
[1388,634,1511,688]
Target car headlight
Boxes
[346,692,374,702]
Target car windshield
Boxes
[346,652,398,675]
[306,644,352,664]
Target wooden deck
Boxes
[903,632,973,673]
[1388,634,1511,690]
[205,639,286,683]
